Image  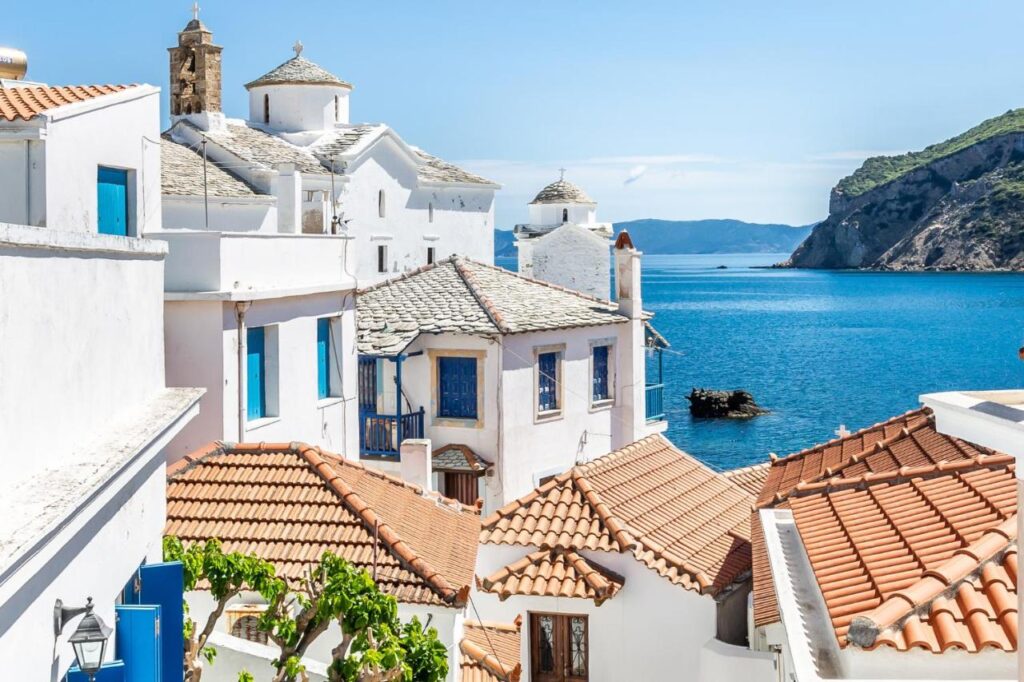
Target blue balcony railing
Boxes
[359,407,425,457]
[645,383,665,422]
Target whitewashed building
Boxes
[513,175,613,299]
[155,17,362,461]
[748,410,1017,681]
[160,18,499,287]
[0,74,202,680]
[354,234,668,511]
[472,434,774,682]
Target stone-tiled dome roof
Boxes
[245,56,352,90]
[529,178,595,205]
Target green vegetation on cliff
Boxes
[836,108,1024,197]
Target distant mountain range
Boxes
[494,219,813,258]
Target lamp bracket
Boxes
[53,599,89,637]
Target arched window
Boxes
[378,190,386,218]
[334,95,340,122]
[263,94,270,124]
[428,202,434,223]
[562,208,569,223]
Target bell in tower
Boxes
[168,4,223,117]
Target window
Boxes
[537,351,560,413]
[530,613,588,681]
[592,345,611,402]
[334,95,340,122]
[443,472,479,506]
[97,167,129,236]
[378,189,386,218]
[438,356,477,420]
[317,318,336,399]
[562,207,569,223]
[377,245,388,273]
[428,202,434,223]
[263,93,270,124]
[427,246,436,265]
[247,326,267,419]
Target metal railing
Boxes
[645,383,665,422]
[359,407,425,457]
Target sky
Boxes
[5,1,1024,228]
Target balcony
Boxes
[645,383,665,422]
[359,408,425,457]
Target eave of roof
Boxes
[479,547,625,605]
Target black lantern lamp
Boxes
[54,597,112,680]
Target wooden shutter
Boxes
[438,357,477,419]
[317,318,330,399]
[115,605,162,682]
[247,327,266,419]
[97,167,128,236]
[444,472,479,506]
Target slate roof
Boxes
[308,125,383,161]
[480,548,624,605]
[160,137,262,198]
[460,620,522,682]
[433,444,490,474]
[0,84,133,122]
[245,55,351,89]
[197,120,327,175]
[530,179,595,205]
[480,434,754,595]
[357,257,643,356]
[788,454,1017,653]
[415,150,499,186]
[165,442,480,607]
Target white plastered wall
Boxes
[527,223,611,300]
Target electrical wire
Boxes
[467,592,513,682]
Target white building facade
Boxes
[0,76,202,680]
[355,235,668,511]
[514,176,613,300]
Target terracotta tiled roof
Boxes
[433,443,490,473]
[481,435,753,595]
[723,461,770,498]
[460,619,522,682]
[0,84,133,122]
[788,454,1017,652]
[480,548,624,605]
[165,442,480,607]
[756,409,987,507]
[749,512,780,629]
[357,257,648,356]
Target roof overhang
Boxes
[921,389,1024,461]
[166,280,356,302]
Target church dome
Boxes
[245,54,351,90]
[530,178,595,205]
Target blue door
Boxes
[138,563,184,682]
[247,327,266,419]
[115,605,162,682]
[438,357,477,419]
[97,167,128,236]
[67,661,126,682]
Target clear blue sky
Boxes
[6,1,1023,228]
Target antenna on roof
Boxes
[293,40,303,57]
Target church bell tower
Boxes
[168,4,222,116]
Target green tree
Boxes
[163,536,283,682]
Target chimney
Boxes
[272,163,302,233]
[399,438,433,492]
[614,230,642,318]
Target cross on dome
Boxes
[293,40,304,57]
[191,2,200,20]
[558,167,567,181]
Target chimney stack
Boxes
[614,231,642,318]
[399,438,433,492]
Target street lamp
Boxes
[54,597,112,680]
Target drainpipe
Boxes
[235,301,252,441]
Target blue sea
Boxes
[497,254,1024,471]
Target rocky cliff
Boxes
[785,109,1024,270]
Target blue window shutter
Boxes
[67,661,126,682]
[97,167,128,236]
[592,346,609,401]
[139,562,184,682]
[538,352,558,411]
[247,327,265,419]
[115,605,162,682]
[438,357,477,419]
[317,318,330,399]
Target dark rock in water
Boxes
[716,264,728,269]
[687,388,769,419]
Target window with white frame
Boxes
[536,347,563,416]
[591,343,613,404]
[246,325,279,422]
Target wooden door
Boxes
[530,613,588,682]
[444,472,479,506]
